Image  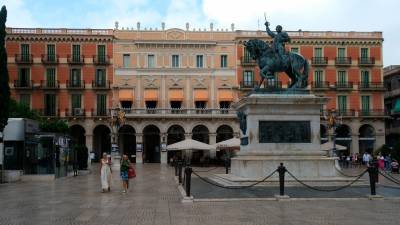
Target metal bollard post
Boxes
[277,163,286,196]
[367,165,376,196]
[185,167,192,197]
[174,160,178,176]
[178,161,183,184]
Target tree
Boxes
[0,6,9,133]
[8,99,39,120]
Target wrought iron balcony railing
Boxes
[38,108,60,117]
[312,57,328,66]
[66,80,85,89]
[13,80,33,89]
[15,54,33,64]
[65,108,86,117]
[41,54,59,64]
[358,82,386,91]
[40,80,60,89]
[240,57,257,66]
[311,81,330,90]
[240,81,258,89]
[91,108,110,117]
[67,54,85,64]
[358,57,375,66]
[334,81,354,90]
[335,57,352,66]
[359,109,388,117]
[91,80,111,89]
[93,55,110,65]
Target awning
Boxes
[194,89,208,101]
[218,89,234,101]
[394,98,400,113]
[214,137,240,150]
[167,138,216,151]
[169,89,184,101]
[320,142,347,151]
[119,89,134,101]
[144,89,158,101]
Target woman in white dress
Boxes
[100,153,112,192]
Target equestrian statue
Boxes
[244,20,309,90]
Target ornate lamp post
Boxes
[109,107,125,168]
[327,109,338,157]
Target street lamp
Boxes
[328,109,338,157]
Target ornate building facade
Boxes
[5,24,386,164]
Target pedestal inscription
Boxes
[259,121,311,143]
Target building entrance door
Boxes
[143,125,160,163]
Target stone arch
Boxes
[69,124,86,146]
[192,125,210,144]
[359,124,376,154]
[118,125,136,162]
[143,125,161,163]
[216,125,234,143]
[93,124,111,162]
[167,125,186,162]
[335,124,352,154]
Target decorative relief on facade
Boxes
[166,29,185,40]
[170,76,182,87]
[194,77,206,88]
[144,76,158,88]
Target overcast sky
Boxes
[2,0,399,66]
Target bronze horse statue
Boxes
[244,39,309,89]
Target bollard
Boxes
[174,160,178,176]
[185,167,192,197]
[225,158,229,174]
[178,161,183,184]
[277,163,286,196]
[367,164,377,196]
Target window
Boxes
[123,54,130,68]
[147,54,155,68]
[21,44,30,61]
[219,101,231,114]
[172,55,179,68]
[46,68,56,87]
[195,101,206,109]
[337,71,347,86]
[291,47,299,53]
[72,45,80,62]
[44,94,56,116]
[337,48,346,58]
[361,48,369,58]
[314,48,323,57]
[338,96,347,113]
[220,55,227,68]
[244,47,252,61]
[70,69,81,87]
[20,94,30,108]
[170,101,182,114]
[47,44,55,62]
[145,101,157,114]
[196,55,203,68]
[120,101,132,110]
[71,94,82,109]
[97,45,106,63]
[18,68,30,87]
[361,71,370,87]
[95,69,106,87]
[314,70,323,87]
[96,94,107,116]
[243,70,254,87]
[361,96,370,115]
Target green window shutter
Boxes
[291,48,299,53]
[71,94,82,109]
[96,69,106,86]
[45,94,56,116]
[46,68,56,87]
[361,71,369,87]
[361,48,369,58]
[361,96,370,114]
[244,48,252,61]
[20,94,30,108]
[338,71,347,84]
[338,96,347,112]
[97,94,107,115]
[221,55,227,68]
[314,71,323,84]
[338,48,345,58]
[243,71,254,83]
[70,69,81,86]
[72,45,80,61]
[47,44,55,61]
[21,44,29,61]
[97,45,106,62]
[314,48,323,57]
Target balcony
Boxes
[358,57,375,66]
[359,109,388,117]
[311,81,330,90]
[311,57,328,66]
[91,108,110,118]
[40,80,60,89]
[93,55,110,65]
[67,55,85,64]
[358,82,386,91]
[38,108,60,118]
[91,80,111,89]
[240,57,257,66]
[337,109,356,117]
[13,80,33,89]
[335,57,352,66]
[66,80,85,89]
[65,108,86,118]
[121,108,237,118]
[240,81,258,89]
[41,54,59,64]
[15,54,33,64]
[334,82,354,90]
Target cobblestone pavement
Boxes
[0,164,399,225]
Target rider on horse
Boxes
[264,21,290,65]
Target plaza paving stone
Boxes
[0,164,399,225]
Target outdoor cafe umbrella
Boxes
[320,141,347,151]
[214,137,240,151]
[166,138,216,164]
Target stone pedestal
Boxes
[231,93,341,181]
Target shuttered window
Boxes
[46,68,56,87]
[97,94,107,116]
[44,94,56,116]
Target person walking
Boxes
[100,153,112,193]
[120,154,131,194]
